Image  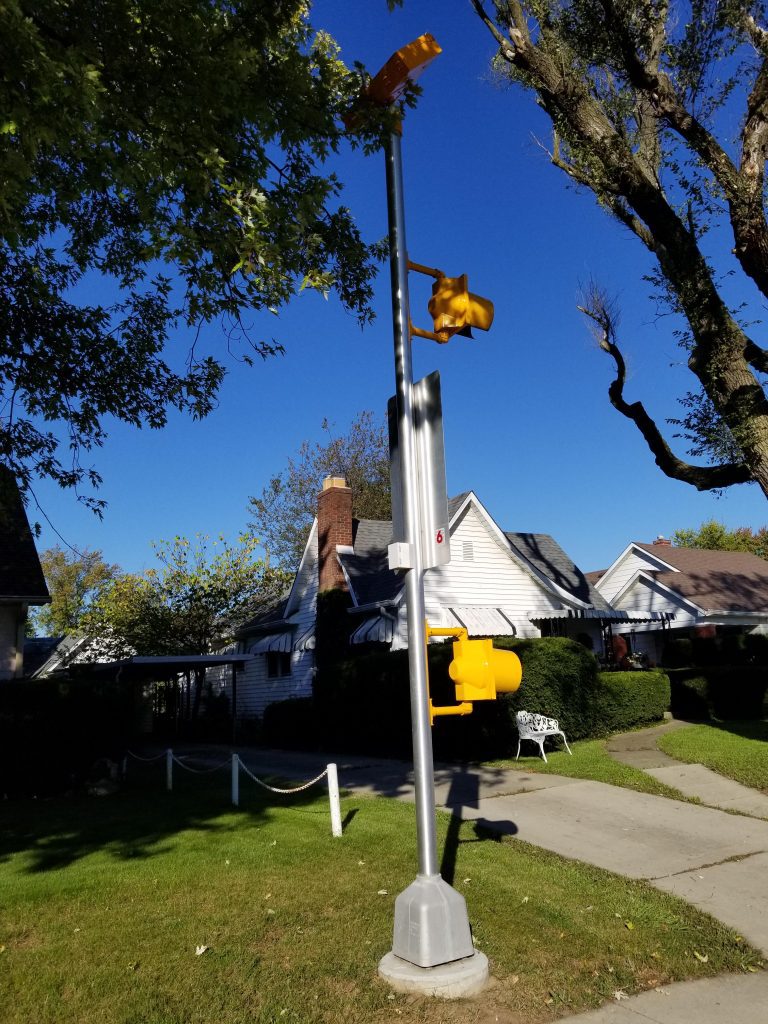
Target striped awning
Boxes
[529,608,675,623]
[447,606,518,636]
[294,626,315,651]
[350,615,395,644]
[250,631,293,654]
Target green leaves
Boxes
[247,411,391,570]
[83,533,292,656]
[0,1,384,506]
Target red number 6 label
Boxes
[436,529,444,544]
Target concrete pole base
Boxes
[378,950,489,999]
[391,874,475,966]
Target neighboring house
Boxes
[31,633,96,678]
[591,537,768,663]
[0,471,50,679]
[219,477,658,718]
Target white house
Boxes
[223,478,656,719]
[591,538,768,663]
[0,472,49,679]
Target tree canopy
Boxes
[248,410,390,569]
[30,545,118,636]
[83,534,290,660]
[468,0,768,497]
[1,1,386,511]
[673,519,768,557]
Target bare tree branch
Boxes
[578,285,752,490]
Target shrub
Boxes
[668,671,711,720]
[662,638,693,668]
[308,638,606,760]
[0,677,137,797]
[744,633,768,666]
[263,697,317,750]
[491,637,601,741]
[666,667,767,720]
[295,637,671,760]
[591,670,670,733]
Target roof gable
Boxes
[0,472,49,601]
[604,542,768,614]
[337,493,602,612]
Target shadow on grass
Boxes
[0,767,322,874]
[707,719,768,742]
[440,764,517,885]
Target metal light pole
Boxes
[384,126,439,882]
[363,35,489,996]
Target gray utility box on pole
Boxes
[388,369,451,572]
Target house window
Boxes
[266,652,292,678]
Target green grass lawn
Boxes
[0,766,761,1024]
[486,739,690,800]
[658,721,768,791]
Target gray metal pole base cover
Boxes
[391,874,476,967]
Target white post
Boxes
[166,748,173,792]
[231,753,240,807]
[327,763,342,838]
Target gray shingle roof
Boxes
[342,519,399,605]
[447,492,471,519]
[505,532,614,612]
[0,471,49,600]
[234,595,290,637]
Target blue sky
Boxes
[31,0,768,576]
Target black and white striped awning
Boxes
[250,632,294,654]
[529,609,675,623]
[350,615,395,644]
[294,626,315,651]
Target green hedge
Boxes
[264,637,670,759]
[663,633,768,670]
[668,667,767,720]
[590,670,670,733]
[0,677,138,797]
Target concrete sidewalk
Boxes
[608,719,768,819]
[196,742,768,1022]
[344,754,768,1023]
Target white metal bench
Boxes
[515,711,572,763]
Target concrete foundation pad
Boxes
[378,950,489,999]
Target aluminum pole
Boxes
[384,128,438,878]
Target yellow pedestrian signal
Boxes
[449,637,522,702]
[427,274,494,344]
[424,624,522,723]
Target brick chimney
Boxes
[317,476,353,592]
[652,534,672,546]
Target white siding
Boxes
[613,576,697,630]
[598,547,678,603]
[389,505,562,649]
[232,649,314,718]
[232,523,319,718]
